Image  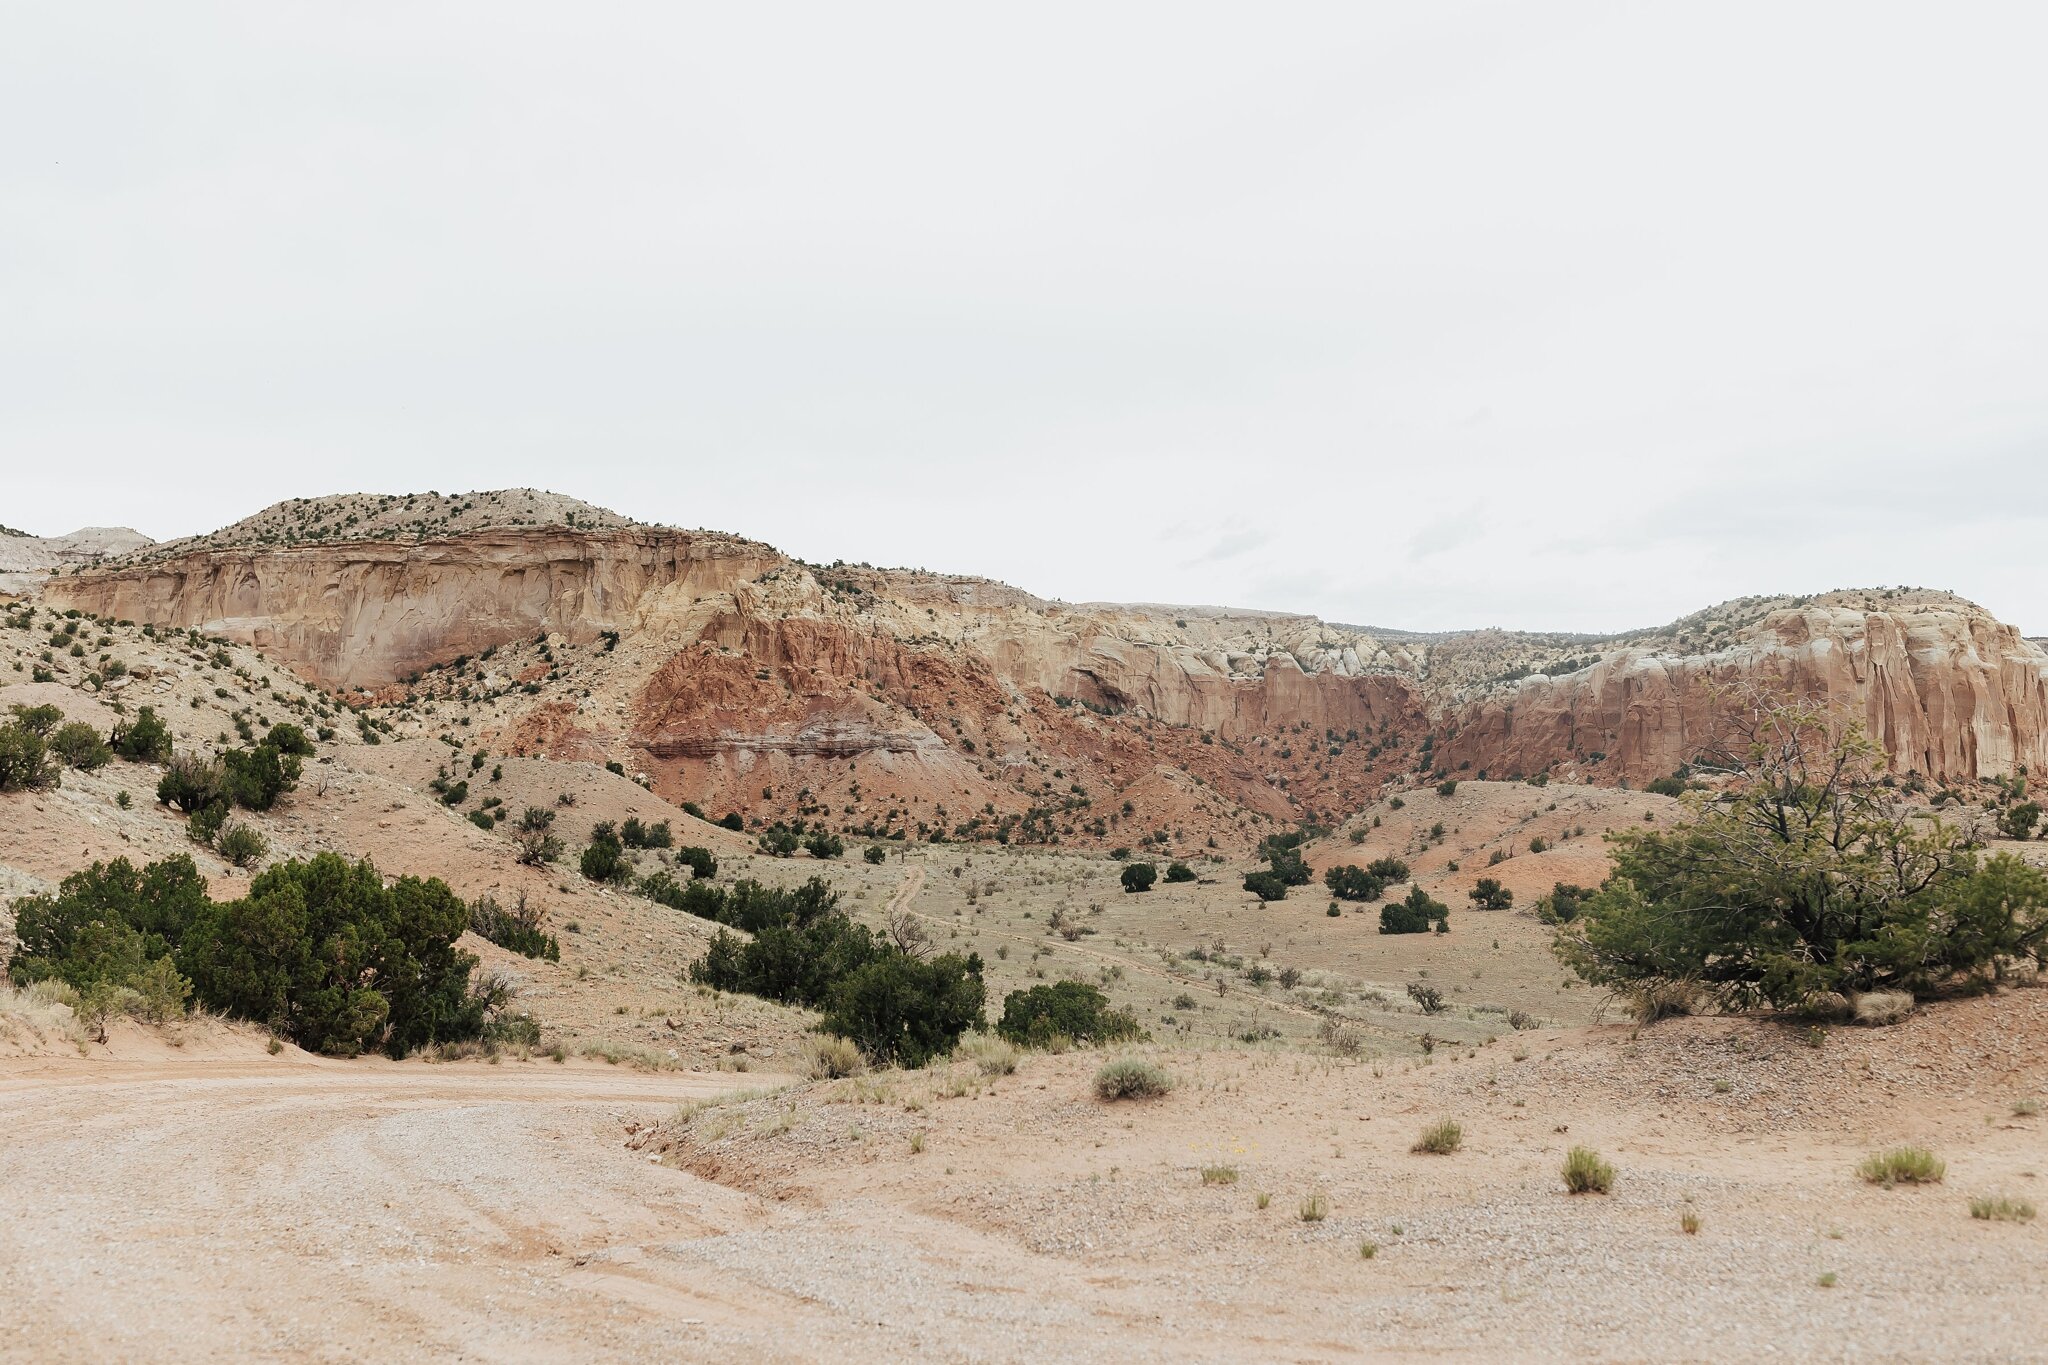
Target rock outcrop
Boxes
[1438,594,2048,785]
[39,498,2048,849]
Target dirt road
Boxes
[0,1058,792,1363]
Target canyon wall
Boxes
[45,517,2048,803]
[1438,600,2048,784]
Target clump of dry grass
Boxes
[1969,1195,2035,1223]
[1628,981,1697,1024]
[800,1034,866,1080]
[1094,1057,1174,1101]
[1858,1146,1944,1187]
[953,1034,1017,1076]
[1853,991,1915,1026]
[0,982,88,1052]
[1563,1146,1615,1194]
[1199,1164,1239,1185]
[1412,1119,1463,1155]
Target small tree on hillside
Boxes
[1121,862,1157,893]
[1555,698,2048,1010]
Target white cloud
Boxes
[3,1,2042,633]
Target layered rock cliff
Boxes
[39,495,2048,849]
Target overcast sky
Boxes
[5,2,2043,633]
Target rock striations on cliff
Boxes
[38,493,2048,847]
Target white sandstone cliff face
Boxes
[46,526,2048,787]
[1438,601,2048,783]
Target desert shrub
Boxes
[1646,775,1688,798]
[215,821,268,868]
[1365,857,1411,883]
[265,723,315,758]
[1200,1164,1238,1185]
[1093,1056,1175,1100]
[110,706,174,764]
[579,824,633,884]
[719,812,745,831]
[757,828,799,857]
[0,721,60,792]
[819,951,986,1068]
[1437,780,1458,797]
[954,1033,1018,1075]
[1853,990,1914,1026]
[1121,861,1157,893]
[485,1011,542,1048]
[187,800,229,847]
[804,831,844,860]
[1243,871,1288,902]
[1555,706,2048,1008]
[10,851,495,1056]
[1858,1146,1944,1187]
[1538,882,1595,924]
[438,779,469,807]
[1298,1192,1327,1222]
[1969,1195,2035,1222]
[1628,979,1698,1023]
[10,704,62,736]
[675,845,718,879]
[469,892,560,961]
[1412,1119,1463,1154]
[997,980,1143,1048]
[1324,865,1385,901]
[1381,886,1449,935]
[1468,877,1513,910]
[50,721,112,771]
[467,809,495,831]
[513,807,564,866]
[1406,981,1445,1013]
[157,753,223,813]
[219,743,301,812]
[799,1033,866,1079]
[1264,842,1312,886]
[1163,861,1195,883]
[621,817,672,849]
[1998,801,2042,842]
[1563,1146,1615,1194]
[864,845,888,865]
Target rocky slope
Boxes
[38,494,2048,846]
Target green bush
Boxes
[513,807,563,866]
[1324,865,1386,901]
[10,704,62,736]
[621,817,672,849]
[676,845,718,879]
[1468,877,1513,910]
[1243,871,1288,902]
[157,753,223,813]
[1163,861,1196,883]
[1365,857,1411,882]
[219,743,301,812]
[110,707,174,764]
[820,952,987,1068]
[719,812,745,831]
[9,852,495,1056]
[1412,1119,1463,1154]
[1437,780,1458,797]
[1121,862,1157,893]
[469,892,560,961]
[580,823,633,883]
[1556,710,2048,1009]
[864,845,888,865]
[1381,886,1449,934]
[757,828,799,857]
[997,980,1143,1047]
[265,723,316,758]
[804,831,845,860]
[49,721,111,771]
[2000,801,2042,842]
[216,822,268,868]
[1538,882,1595,924]
[0,721,60,792]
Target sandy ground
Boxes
[5,987,2046,1363]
